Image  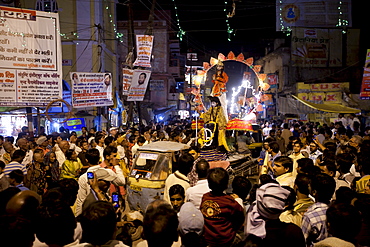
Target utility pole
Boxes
[126,0,135,125]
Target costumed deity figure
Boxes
[211,60,229,122]
[199,97,229,151]
[211,60,228,97]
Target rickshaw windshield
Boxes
[130,152,170,180]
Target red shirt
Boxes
[200,192,245,246]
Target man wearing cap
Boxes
[75,149,125,216]
[35,136,50,155]
[82,168,118,211]
[109,126,118,138]
[178,202,204,247]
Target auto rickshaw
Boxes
[126,141,190,212]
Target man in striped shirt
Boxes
[4,150,27,176]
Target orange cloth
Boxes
[212,71,228,97]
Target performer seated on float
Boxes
[198,96,229,152]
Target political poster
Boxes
[133,35,154,68]
[127,70,151,101]
[0,6,63,106]
[360,49,370,100]
[122,68,133,95]
[71,72,113,108]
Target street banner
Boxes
[133,35,154,68]
[360,49,370,100]
[122,68,133,95]
[127,70,151,101]
[0,6,63,106]
[71,72,113,108]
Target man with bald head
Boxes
[185,159,211,209]
[17,138,33,167]
[6,190,41,222]
[0,141,15,165]
[56,140,70,167]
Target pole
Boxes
[276,74,279,117]
[127,0,135,125]
[26,107,33,138]
[36,107,40,136]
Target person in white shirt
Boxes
[289,142,307,177]
[95,134,105,161]
[348,113,360,131]
[131,136,147,159]
[55,140,70,167]
[185,159,210,209]
[336,113,348,129]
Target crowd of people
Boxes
[0,112,369,247]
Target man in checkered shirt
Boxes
[301,173,336,246]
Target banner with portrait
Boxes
[127,70,151,101]
[71,72,113,108]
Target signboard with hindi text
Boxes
[360,49,370,100]
[0,6,63,106]
[71,72,113,108]
[122,68,133,95]
[133,35,154,68]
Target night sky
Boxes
[118,0,370,63]
[118,0,280,57]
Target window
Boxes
[36,0,58,12]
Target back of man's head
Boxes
[294,173,311,196]
[6,190,41,223]
[326,203,361,244]
[79,201,117,245]
[268,141,280,153]
[0,214,35,247]
[336,153,355,174]
[195,159,210,179]
[11,149,26,162]
[58,179,79,206]
[103,146,118,159]
[9,169,24,184]
[86,148,100,166]
[232,176,252,200]
[207,168,228,195]
[310,173,336,204]
[36,201,76,246]
[177,153,194,176]
[143,200,179,247]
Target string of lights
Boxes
[224,0,235,41]
[104,0,124,43]
[336,1,349,34]
[171,0,186,41]
[277,0,292,35]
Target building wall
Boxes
[117,20,173,109]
